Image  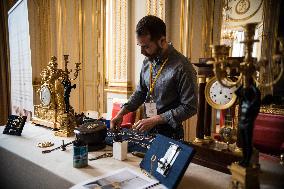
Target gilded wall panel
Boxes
[179,0,221,60]
[83,0,96,83]
[55,0,81,113]
[81,0,97,111]
[85,85,95,111]
[30,0,106,113]
[106,0,129,85]
[146,0,165,20]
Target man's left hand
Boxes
[133,115,165,132]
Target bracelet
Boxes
[89,152,113,161]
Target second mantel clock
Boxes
[205,76,237,110]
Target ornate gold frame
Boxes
[205,77,237,110]
[228,0,263,22]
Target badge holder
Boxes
[144,95,157,118]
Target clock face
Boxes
[205,77,237,109]
[40,85,51,106]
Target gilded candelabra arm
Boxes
[208,44,242,88]
[63,55,71,76]
[253,38,284,87]
[71,62,81,80]
[253,62,283,87]
[62,55,81,81]
[214,63,243,88]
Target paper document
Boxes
[70,168,166,189]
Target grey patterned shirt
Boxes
[123,44,197,139]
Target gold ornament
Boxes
[37,141,54,148]
[235,0,250,15]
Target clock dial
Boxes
[205,77,237,109]
[40,85,51,106]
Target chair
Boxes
[253,112,284,156]
[111,98,136,129]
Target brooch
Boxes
[37,141,54,148]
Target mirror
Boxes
[220,0,264,59]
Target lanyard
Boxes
[149,58,168,96]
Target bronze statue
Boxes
[62,76,76,113]
[236,84,261,167]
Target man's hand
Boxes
[133,115,166,132]
[110,114,123,129]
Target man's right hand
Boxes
[110,114,123,129]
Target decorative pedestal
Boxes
[54,130,74,137]
[192,61,214,144]
[229,163,260,189]
[32,117,60,129]
[32,105,60,129]
[54,113,76,137]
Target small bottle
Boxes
[73,139,88,168]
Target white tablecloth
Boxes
[0,123,282,189]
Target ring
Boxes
[151,155,157,162]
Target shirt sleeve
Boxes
[122,64,148,112]
[160,62,198,128]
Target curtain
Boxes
[0,1,11,125]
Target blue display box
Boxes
[140,134,196,189]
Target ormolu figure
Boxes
[62,76,76,113]
[236,84,261,167]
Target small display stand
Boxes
[3,115,27,136]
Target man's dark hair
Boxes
[136,15,166,41]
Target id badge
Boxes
[145,102,157,118]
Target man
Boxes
[111,15,197,139]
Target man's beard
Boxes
[144,46,163,62]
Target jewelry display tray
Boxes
[140,134,196,189]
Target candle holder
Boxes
[208,23,283,189]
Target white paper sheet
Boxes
[70,168,166,189]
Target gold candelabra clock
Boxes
[32,55,81,137]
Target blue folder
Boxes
[140,134,196,189]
